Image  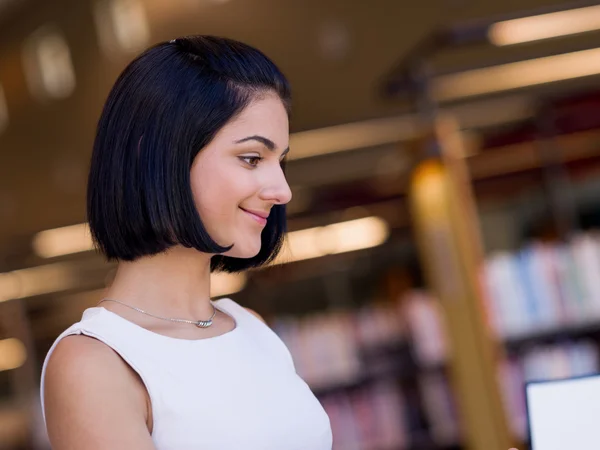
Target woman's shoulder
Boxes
[214,298,267,325]
[45,334,146,405]
[43,334,151,441]
[47,333,124,371]
[244,307,266,324]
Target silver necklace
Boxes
[97,298,217,328]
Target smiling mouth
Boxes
[240,208,268,226]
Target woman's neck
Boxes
[103,245,214,320]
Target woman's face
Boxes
[191,92,292,258]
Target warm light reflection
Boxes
[432,47,600,101]
[279,227,324,263]
[0,272,19,303]
[411,160,447,220]
[33,216,390,264]
[273,216,390,265]
[0,262,76,303]
[288,116,417,160]
[33,223,93,258]
[0,338,27,372]
[489,4,600,46]
[323,216,390,253]
[94,0,150,56]
[23,26,76,100]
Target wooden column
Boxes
[408,116,515,450]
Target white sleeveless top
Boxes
[40,298,333,449]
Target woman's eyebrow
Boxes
[234,135,289,156]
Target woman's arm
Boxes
[43,335,156,450]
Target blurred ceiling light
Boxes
[32,215,392,265]
[94,0,150,56]
[273,216,389,265]
[0,338,27,372]
[288,116,418,161]
[0,84,7,133]
[322,217,390,253]
[210,272,247,298]
[23,25,76,101]
[33,223,93,258]
[489,4,600,46]
[287,96,532,161]
[432,47,600,101]
[279,227,323,263]
[0,262,77,303]
[0,272,19,303]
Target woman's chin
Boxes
[222,242,262,259]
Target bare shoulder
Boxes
[44,334,155,449]
[244,307,267,325]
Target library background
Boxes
[1,0,600,449]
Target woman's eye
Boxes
[240,156,263,167]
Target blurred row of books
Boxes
[320,379,411,450]
[274,230,600,448]
[272,290,448,388]
[482,231,600,337]
[272,291,459,448]
[273,300,409,391]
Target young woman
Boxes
[41,35,333,449]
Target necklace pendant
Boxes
[195,319,213,328]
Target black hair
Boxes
[86,35,291,272]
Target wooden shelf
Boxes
[504,320,600,352]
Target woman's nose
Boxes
[260,169,292,205]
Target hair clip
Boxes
[170,39,177,44]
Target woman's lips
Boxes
[240,208,268,226]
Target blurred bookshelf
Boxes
[266,226,600,449]
[269,286,458,450]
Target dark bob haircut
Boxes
[86,35,291,273]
